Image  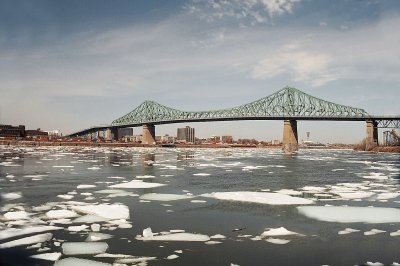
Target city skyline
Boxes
[1,0,400,144]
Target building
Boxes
[25,128,48,139]
[118,128,133,138]
[221,135,233,144]
[177,126,195,143]
[0,124,26,138]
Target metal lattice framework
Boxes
[111,87,369,126]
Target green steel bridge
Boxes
[68,87,400,150]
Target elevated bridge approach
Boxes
[68,87,400,152]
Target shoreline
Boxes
[0,140,398,153]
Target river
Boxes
[0,146,399,266]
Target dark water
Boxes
[0,146,400,266]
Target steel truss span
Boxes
[111,87,369,126]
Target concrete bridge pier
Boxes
[105,128,119,141]
[366,120,378,149]
[283,119,298,153]
[142,124,156,145]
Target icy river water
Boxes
[1,146,400,266]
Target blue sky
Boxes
[1,0,399,143]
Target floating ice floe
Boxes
[54,257,111,266]
[86,232,113,241]
[62,242,108,255]
[0,233,53,248]
[109,180,166,189]
[167,254,179,260]
[202,192,314,205]
[136,175,156,179]
[265,237,290,244]
[137,228,210,242]
[338,228,360,235]
[73,215,109,223]
[72,204,129,220]
[139,193,194,202]
[275,189,303,196]
[390,230,400,236]
[0,225,62,240]
[4,210,31,220]
[261,227,300,237]
[377,192,400,200]
[205,240,222,245]
[57,194,74,200]
[1,192,22,201]
[77,184,96,189]
[298,206,400,223]
[67,225,89,232]
[53,166,74,168]
[114,257,157,264]
[364,229,386,236]
[193,173,211,176]
[334,191,375,199]
[210,234,226,239]
[46,210,79,219]
[191,200,207,203]
[365,262,384,266]
[31,252,62,261]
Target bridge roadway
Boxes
[67,87,400,152]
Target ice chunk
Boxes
[261,227,300,237]
[73,215,109,223]
[205,241,222,245]
[53,166,74,168]
[167,254,179,260]
[86,232,113,241]
[365,262,384,266]
[377,193,400,200]
[4,211,30,220]
[140,193,194,201]
[77,185,96,189]
[338,228,360,235]
[109,180,166,189]
[72,204,129,219]
[31,252,62,261]
[265,238,290,244]
[0,225,62,240]
[390,230,400,236]
[143,228,153,238]
[136,175,156,179]
[91,224,101,231]
[114,257,157,264]
[46,210,79,219]
[0,233,52,248]
[193,173,210,176]
[54,257,111,266]
[57,194,74,200]
[203,192,314,205]
[138,232,210,242]
[275,189,303,196]
[67,225,89,232]
[210,234,226,239]
[62,242,108,255]
[364,229,386,236]
[191,200,207,203]
[298,206,400,223]
[1,192,22,201]
[334,192,375,199]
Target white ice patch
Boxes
[364,229,386,236]
[67,225,89,232]
[261,227,300,237]
[0,225,62,240]
[167,254,179,259]
[334,191,375,199]
[54,257,111,266]
[191,200,207,203]
[1,192,22,201]
[210,234,226,239]
[205,240,222,245]
[46,210,79,219]
[137,230,210,242]
[265,238,290,244]
[77,185,96,189]
[377,193,400,200]
[139,193,194,202]
[72,204,129,220]
[338,228,360,235]
[86,232,113,241]
[275,189,303,196]
[390,230,400,236]
[203,191,314,205]
[109,180,166,189]
[193,173,210,176]
[31,252,62,261]
[0,233,52,248]
[62,242,108,255]
[4,211,31,220]
[57,194,74,200]
[136,175,156,179]
[298,206,400,223]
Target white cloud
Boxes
[250,49,337,87]
[185,0,301,25]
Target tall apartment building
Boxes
[177,126,195,143]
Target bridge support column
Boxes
[282,119,298,153]
[366,120,378,149]
[105,128,119,141]
[142,124,156,145]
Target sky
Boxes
[1,0,400,144]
